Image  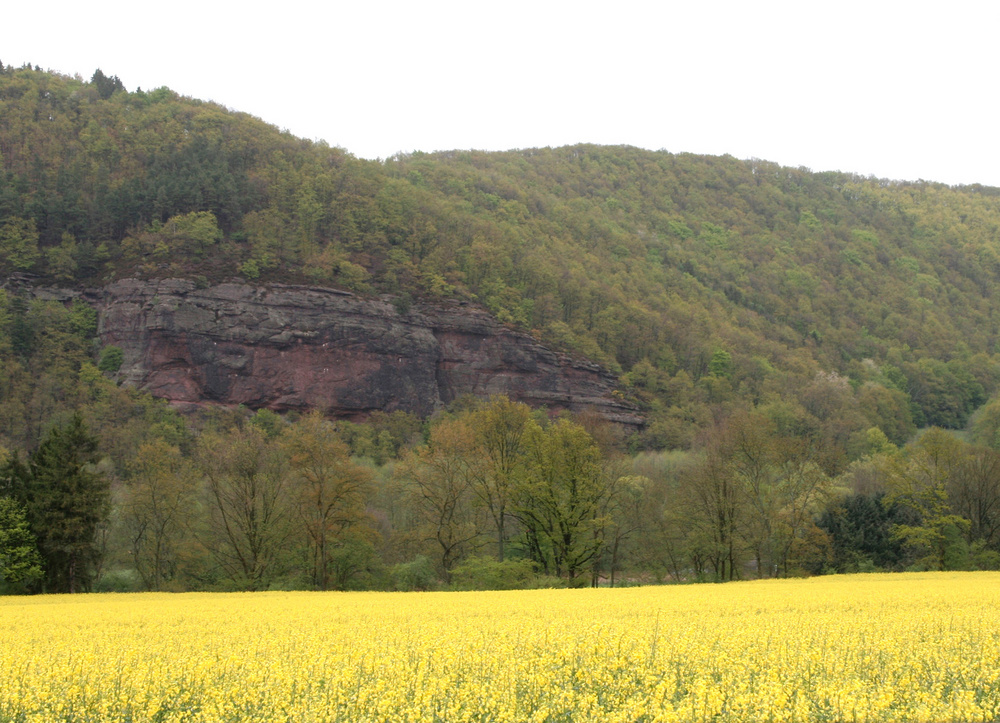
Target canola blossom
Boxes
[2,572,999,722]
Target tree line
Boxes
[0,397,626,592]
[3,391,1000,595]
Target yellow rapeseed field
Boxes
[2,572,999,722]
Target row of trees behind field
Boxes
[0,397,625,593]
[3,389,1000,594]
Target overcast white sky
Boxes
[4,1,998,186]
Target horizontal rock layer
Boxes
[94,279,642,426]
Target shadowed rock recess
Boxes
[94,279,642,426]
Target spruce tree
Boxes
[26,414,108,593]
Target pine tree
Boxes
[25,414,109,593]
[91,69,124,100]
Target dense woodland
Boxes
[3,64,1000,593]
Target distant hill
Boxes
[4,64,1000,463]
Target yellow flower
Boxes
[1,572,999,721]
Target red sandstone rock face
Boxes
[95,278,643,426]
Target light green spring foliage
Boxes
[4,65,1000,452]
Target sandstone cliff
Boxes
[93,279,642,426]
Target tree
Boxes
[903,359,985,430]
[121,440,197,590]
[857,382,916,446]
[91,69,124,99]
[683,420,746,581]
[24,414,109,593]
[296,180,324,260]
[468,397,538,561]
[282,412,373,590]
[881,428,971,570]
[0,496,43,592]
[397,415,483,581]
[763,441,833,576]
[0,217,40,273]
[516,418,613,584]
[122,212,223,260]
[626,450,702,583]
[676,411,832,580]
[725,413,780,577]
[592,470,647,587]
[162,211,222,255]
[947,445,1000,550]
[198,426,292,590]
[819,491,909,572]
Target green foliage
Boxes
[902,358,985,429]
[325,537,383,591]
[22,414,109,593]
[91,69,124,99]
[7,65,1000,460]
[165,211,223,253]
[970,541,1000,570]
[97,345,124,373]
[0,496,43,592]
[880,429,983,570]
[818,492,908,572]
[968,396,1000,450]
[93,568,143,592]
[239,258,262,280]
[390,555,438,591]
[339,411,422,463]
[518,418,610,583]
[0,217,40,272]
[198,425,291,591]
[45,233,79,281]
[450,556,551,590]
[249,408,286,439]
[707,348,733,378]
[281,411,374,590]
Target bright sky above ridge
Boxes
[4,1,998,187]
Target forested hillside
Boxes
[3,64,1000,592]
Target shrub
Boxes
[451,556,559,591]
[390,556,438,591]
[97,345,124,373]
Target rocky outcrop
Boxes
[94,279,642,426]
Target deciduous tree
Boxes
[198,426,291,590]
[468,397,537,562]
[396,415,483,580]
[881,428,971,570]
[516,418,614,584]
[282,412,373,590]
[121,439,197,590]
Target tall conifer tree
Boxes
[25,413,108,593]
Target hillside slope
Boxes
[3,65,1000,459]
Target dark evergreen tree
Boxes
[0,453,30,501]
[819,492,914,571]
[91,69,124,100]
[8,296,34,359]
[24,414,109,593]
